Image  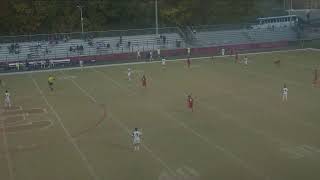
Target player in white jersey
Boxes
[4,90,11,108]
[244,56,248,65]
[79,60,84,71]
[132,128,142,151]
[149,51,153,62]
[157,48,161,59]
[127,68,132,81]
[282,84,288,101]
[137,50,141,60]
[161,57,166,68]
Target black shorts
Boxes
[48,82,53,86]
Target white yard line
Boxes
[91,68,137,96]
[60,70,177,177]
[161,111,270,180]
[1,116,15,180]
[92,70,270,180]
[0,48,312,76]
[30,75,100,180]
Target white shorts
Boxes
[133,138,140,145]
[162,61,166,65]
[4,98,10,104]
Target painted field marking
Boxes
[1,113,15,180]
[2,120,53,135]
[0,48,312,76]
[184,92,319,160]
[60,70,177,177]
[280,145,320,159]
[30,75,100,180]
[162,111,269,180]
[91,68,137,96]
[93,71,270,180]
[58,75,78,80]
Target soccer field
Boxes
[1,49,320,180]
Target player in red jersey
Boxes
[187,94,194,112]
[141,75,147,88]
[187,57,191,68]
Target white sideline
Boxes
[60,70,177,177]
[30,75,100,180]
[0,48,314,76]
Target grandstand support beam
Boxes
[77,5,84,35]
[155,0,159,36]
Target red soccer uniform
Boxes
[187,96,194,111]
[142,76,147,87]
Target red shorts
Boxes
[142,81,146,87]
[188,103,193,108]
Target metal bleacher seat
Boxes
[0,28,185,63]
[193,26,297,46]
[247,27,297,43]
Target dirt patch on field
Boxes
[0,106,51,134]
[3,115,25,126]
[1,108,46,116]
[0,106,22,111]
[0,120,52,134]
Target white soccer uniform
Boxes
[162,58,166,66]
[4,92,11,107]
[187,48,191,56]
[149,51,153,61]
[132,130,142,145]
[137,51,141,60]
[157,49,161,57]
[128,69,132,81]
[79,60,84,70]
[221,48,225,56]
[282,87,288,101]
[244,57,248,65]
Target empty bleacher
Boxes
[193,27,297,46]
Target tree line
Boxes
[0,0,284,36]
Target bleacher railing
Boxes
[0,27,186,62]
[0,27,182,43]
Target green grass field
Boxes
[1,49,320,180]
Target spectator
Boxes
[149,51,153,62]
[157,48,161,59]
[120,35,123,44]
[163,36,166,44]
[137,50,141,60]
[128,41,131,48]
[307,11,311,23]
[176,40,181,48]
[187,47,191,56]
